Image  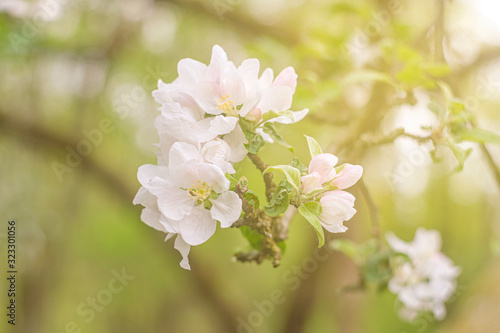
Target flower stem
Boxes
[247,153,276,202]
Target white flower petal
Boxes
[195,163,229,193]
[149,177,194,221]
[137,164,167,188]
[140,207,166,232]
[258,86,293,113]
[220,63,246,105]
[238,58,260,87]
[207,45,228,82]
[318,191,356,233]
[168,142,200,169]
[174,235,191,270]
[259,68,274,88]
[201,140,235,174]
[223,125,248,163]
[179,206,216,245]
[209,115,239,135]
[177,58,207,86]
[210,191,242,228]
[267,109,309,124]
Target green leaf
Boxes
[298,201,324,247]
[448,140,472,172]
[305,135,323,158]
[457,128,500,145]
[244,190,260,209]
[243,130,266,154]
[290,157,308,174]
[264,165,302,191]
[226,174,238,190]
[262,122,294,152]
[262,110,280,122]
[264,180,293,217]
[240,226,263,250]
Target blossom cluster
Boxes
[300,153,363,233]
[134,45,309,269]
[386,228,461,321]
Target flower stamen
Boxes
[216,94,239,117]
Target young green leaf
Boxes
[265,180,293,217]
[264,165,302,191]
[262,122,294,152]
[457,128,500,145]
[298,201,325,247]
[448,140,472,172]
[243,130,266,154]
[290,157,308,174]
[244,190,260,209]
[305,135,322,158]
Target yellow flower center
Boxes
[188,180,212,202]
[216,94,239,117]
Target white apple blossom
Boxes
[300,153,363,233]
[152,45,308,157]
[386,228,461,321]
[134,142,242,269]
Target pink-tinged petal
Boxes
[309,153,338,184]
[301,172,322,193]
[210,191,242,228]
[140,207,166,232]
[192,118,220,143]
[174,235,191,270]
[273,67,297,93]
[238,59,260,87]
[207,45,228,82]
[168,142,200,169]
[224,125,248,163]
[333,164,363,189]
[318,191,357,233]
[152,80,173,104]
[258,86,293,113]
[179,206,216,245]
[220,63,246,106]
[259,68,274,88]
[266,108,309,124]
[209,115,239,135]
[149,177,194,221]
[195,163,229,193]
[177,58,207,86]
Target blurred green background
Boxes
[1,0,500,332]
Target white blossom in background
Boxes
[301,153,363,233]
[386,228,461,321]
